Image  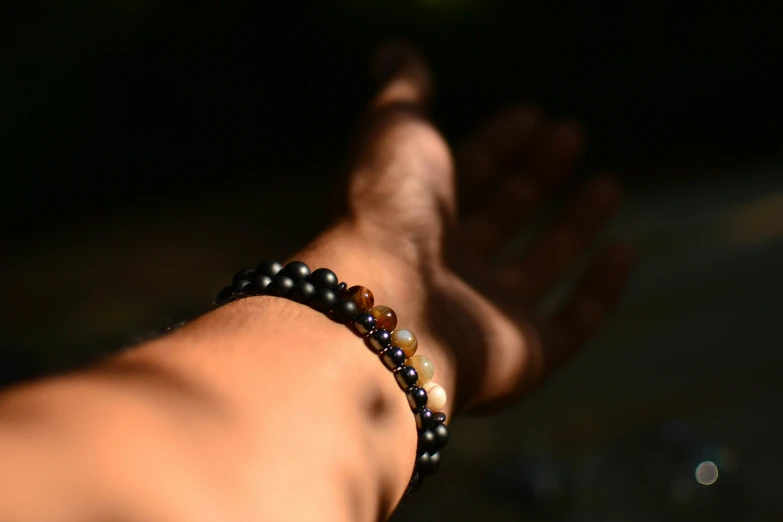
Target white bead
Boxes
[423,382,447,412]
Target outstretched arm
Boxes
[0,44,630,522]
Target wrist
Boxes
[295,221,456,419]
[114,226,457,519]
[296,220,424,305]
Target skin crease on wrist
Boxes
[0,41,632,522]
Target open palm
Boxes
[345,43,632,412]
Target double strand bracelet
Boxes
[214,260,449,494]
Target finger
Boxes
[541,243,633,370]
[457,119,587,258]
[523,119,587,188]
[346,41,455,229]
[354,40,448,177]
[456,104,543,209]
[457,175,539,257]
[368,40,434,114]
[503,177,622,301]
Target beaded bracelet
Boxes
[214,260,449,494]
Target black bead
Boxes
[368,329,391,352]
[331,298,359,323]
[415,408,434,430]
[238,283,259,296]
[256,260,283,278]
[289,280,316,304]
[232,268,256,285]
[433,424,449,450]
[416,451,440,476]
[428,451,441,474]
[380,347,406,371]
[406,472,422,494]
[415,452,430,472]
[417,429,436,455]
[406,386,428,411]
[310,288,338,312]
[353,313,376,335]
[216,286,234,303]
[307,268,338,291]
[336,282,347,295]
[282,261,311,282]
[233,279,253,291]
[253,274,273,292]
[433,412,447,425]
[394,366,419,391]
[265,275,294,297]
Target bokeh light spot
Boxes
[695,461,719,485]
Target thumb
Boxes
[351,41,452,197]
[342,41,456,251]
[369,40,434,112]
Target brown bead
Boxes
[391,329,418,358]
[345,286,374,313]
[370,305,397,332]
[408,355,434,385]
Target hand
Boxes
[314,43,632,414]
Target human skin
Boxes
[0,44,631,522]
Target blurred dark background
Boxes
[2,3,782,520]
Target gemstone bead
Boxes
[256,260,283,278]
[433,424,448,450]
[336,282,348,295]
[345,286,374,313]
[380,347,406,370]
[368,329,391,352]
[391,329,417,358]
[253,274,273,292]
[233,279,253,291]
[406,386,428,410]
[414,408,434,430]
[353,312,376,335]
[433,412,447,425]
[289,280,316,303]
[310,288,338,312]
[417,429,436,454]
[407,355,434,385]
[307,268,338,290]
[370,305,397,331]
[265,275,294,297]
[426,451,441,475]
[415,452,432,472]
[238,283,259,296]
[406,472,422,494]
[394,366,418,390]
[282,261,310,282]
[232,268,255,285]
[331,298,359,323]
[423,382,447,412]
[416,451,440,475]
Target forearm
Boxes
[0,40,628,522]
[0,222,456,522]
